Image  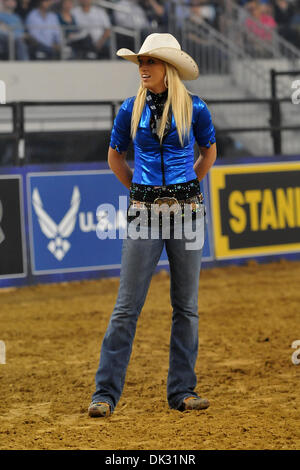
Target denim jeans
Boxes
[92,214,205,412]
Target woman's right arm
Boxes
[108,147,133,190]
[108,97,134,189]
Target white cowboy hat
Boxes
[117,33,199,81]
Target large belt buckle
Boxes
[153,197,180,215]
[130,200,147,210]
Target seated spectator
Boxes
[189,0,218,27]
[113,0,150,50]
[167,0,191,30]
[272,0,295,26]
[72,0,111,59]
[57,0,95,59]
[114,0,149,30]
[185,0,223,72]
[15,0,34,20]
[143,0,168,30]
[271,0,299,45]
[259,2,278,27]
[290,0,300,47]
[0,0,29,59]
[245,1,277,41]
[26,0,62,59]
[291,0,300,27]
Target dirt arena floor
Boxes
[0,259,299,450]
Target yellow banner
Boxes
[210,162,300,259]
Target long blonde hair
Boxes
[131,62,193,147]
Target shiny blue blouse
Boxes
[110,94,216,186]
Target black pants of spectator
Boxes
[68,34,95,59]
[97,42,110,60]
[28,41,60,60]
[68,35,110,60]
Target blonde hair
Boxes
[131,62,193,147]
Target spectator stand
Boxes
[223,0,300,60]
[1,0,300,62]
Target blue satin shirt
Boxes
[110,94,216,186]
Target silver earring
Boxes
[164,76,168,88]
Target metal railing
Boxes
[0,103,23,165]
[210,96,300,156]
[167,0,300,100]
[270,69,300,154]
[168,11,271,97]
[0,101,118,165]
[1,90,299,166]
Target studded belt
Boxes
[129,194,204,215]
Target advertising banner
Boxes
[27,169,213,275]
[28,170,130,274]
[0,175,26,278]
[210,162,300,259]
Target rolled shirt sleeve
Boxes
[192,96,216,148]
[110,97,134,153]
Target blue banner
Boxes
[28,170,129,273]
[0,161,218,287]
[27,169,213,275]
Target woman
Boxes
[57,0,95,59]
[88,33,217,418]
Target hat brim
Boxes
[117,47,199,81]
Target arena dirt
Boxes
[0,259,299,450]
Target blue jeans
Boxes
[92,215,205,412]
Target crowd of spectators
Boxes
[0,0,171,60]
[0,0,299,60]
[0,0,229,60]
[238,0,300,49]
[0,0,113,59]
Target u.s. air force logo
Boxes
[32,186,80,261]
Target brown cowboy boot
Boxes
[88,401,111,418]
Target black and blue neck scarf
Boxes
[146,89,171,138]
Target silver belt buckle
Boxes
[130,200,147,210]
[153,197,180,215]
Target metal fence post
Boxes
[270,69,282,155]
[12,103,19,165]
[111,102,116,128]
[15,102,25,165]
[7,30,15,61]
